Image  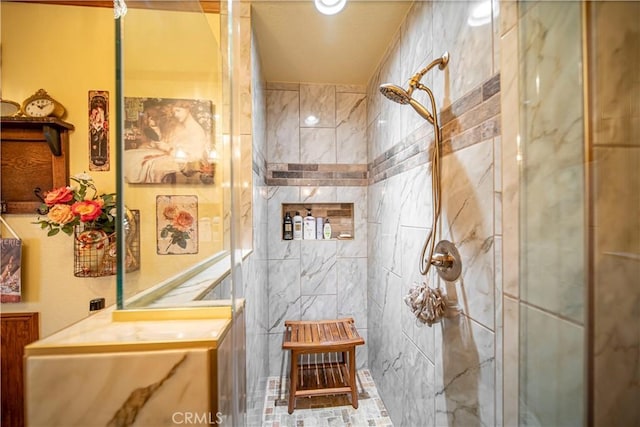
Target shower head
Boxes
[378,52,450,123]
[379,83,411,105]
[379,83,434,123]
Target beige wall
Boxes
[2,3,118,337]
[1,3,222,337]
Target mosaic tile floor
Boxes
[261,369,393,427]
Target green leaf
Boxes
[48,228,60,237]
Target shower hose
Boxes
[404,84,447,326]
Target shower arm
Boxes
[407,53,450,95]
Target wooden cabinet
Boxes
[1,312,39,427]
[0,117,74,214]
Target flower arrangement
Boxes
[160,204,195,251]
[34,173,117,237]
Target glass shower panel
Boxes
[589,2,640,424]
[116,2,231,307]
[518,1,585,425]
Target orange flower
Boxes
[44,186,74,206]
[46,204,76,225]
[72,200,103,222]
[163,205,178,220]
[173,210,194,231]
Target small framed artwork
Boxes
[89,90,110,171]
[1,235,22,303]
[156,195,198,255]
[123,97,216,185]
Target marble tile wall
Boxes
[366,1,502,425]
[265,185,369,377]
[590,2,640,424]
[266,82,368,169]
[243,16,270,427]
[264,82,369,377]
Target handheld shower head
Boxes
[378,52,450,123]
[379,84,411,105]
[379,83,434,123]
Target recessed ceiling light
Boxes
[314,0,347,16]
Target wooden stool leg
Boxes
[288,351,298,414]
[349,347,358,409]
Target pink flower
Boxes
[44,186,74,206]
[173,210,194,232]
[72,200,103,222]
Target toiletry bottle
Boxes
[323,218,332,239]
[303,209,316,240]
[293,211,303,240]
[316,217,324,239]
[283,212,293,240]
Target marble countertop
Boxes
[25,305,233,356]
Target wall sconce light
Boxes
[314,0,347,16]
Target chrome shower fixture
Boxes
[379,51,449,124]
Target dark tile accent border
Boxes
[266,163,368,186]
[369,73,501,184]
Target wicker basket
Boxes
[73,227,115,277]
[73,210,140,277]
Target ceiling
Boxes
[251,1,413,85]
[13,0,411,85]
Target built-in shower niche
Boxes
[281,203,354,240]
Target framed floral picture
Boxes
[123,97,216,185]
[88,90,110,171]
[1,237,22,303]
[156,195,198,255]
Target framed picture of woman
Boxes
[123,97,216,185]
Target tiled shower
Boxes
[242,1,639,426]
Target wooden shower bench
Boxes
[282,318,365,414]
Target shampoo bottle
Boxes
[323,218,332,239]
[303,209,316,240]
[293,211,303,240]
[283,212,293,240]
[316,217,324,239]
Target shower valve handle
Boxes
[427,240,463,282]
[430,253,454,268]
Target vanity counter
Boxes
[25,306,234,356]
[24,304,245,426]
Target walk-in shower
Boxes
[379,52,461,325]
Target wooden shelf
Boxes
[1,117,74,214]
